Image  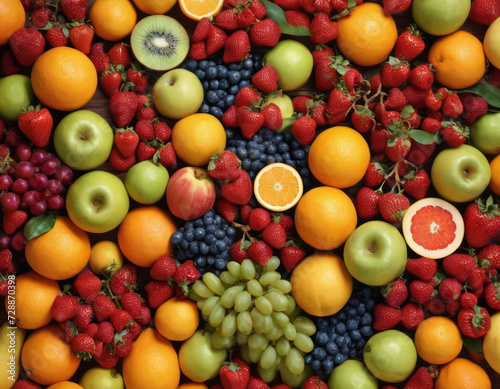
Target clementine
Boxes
[435,358,491,389]
[89,0,137,41]
[489,154,500,196]
[155,296,200,341]
[46,382,84,389]
[0,0,25,46]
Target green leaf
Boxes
[23,212,57,241]
[260,0,311,36]
[462,335,484,356]
[458,82,500,108]
[407,129,436,145]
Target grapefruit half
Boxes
[402,197,464,259]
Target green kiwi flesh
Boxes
[130,15,190,72]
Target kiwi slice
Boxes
[130,15,189,72]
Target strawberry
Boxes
[2,210,28,235]
[109,91,138,128]
[401,302,425,330]
[150,255,177,281]
[468,0,500,25]
[134,119,155,141]
[314,57,339,91]
[407,63,434,90]
[464,196,500,248]
[214,196,238,222]
[0,249,12,272]
[457,305,491,338]
[438,277,462,301]
[383,278,408,308]
[378,192,410,223]
[403,366,434,389]
[89,42,110,74]
[208,150,241,181]
[174,260,200,285]
[309,12,338,44]
[326,87,353,124]
[247,377,270,389]
[189,41,207,60]
[310,101,327,126]
[477,244,500,268]
[95,321,115,344]
[394,24,425,61]
[459,92,488,125]
[125,64,149,93]
[250,0,266,18]
[73,269,102,303]
[71,332,96,355]
[93,293,117,321]
[370,127,392,153]
[220,355,250,389]
[280,242,306,272]
[114,331,133,357]
[120,291,142,318]
[384,88,407,112]
[158,142,177,168]
[144,280,174,308]
[423,295,445,315]
[240,207,254,225]
[302,376,328,389]
[68,23,94,55]
[401,105,421,129]
[17,105,53,149]
[11,379,42,389]
[424,90,443,111]
[405,140,435,166]
[214,9,239,31]
[372,303,402,331]
[447,299,461,315]
[108,42,131,68]
[51,295,80,322]
[207,25,228,56]
[110,309,133,332]
[235,86,261,107]
[355,186,381,220]
[223,30,251,63]
[403,84,428,110]
[252,64,280,93]
[442,92,463,118]
[248,18,282,47]
[114,127,139,158]
[192,17,212,42]
[108,147,136,171]
[405,257,437,282]
[285,10,311,28]
[109,264,137,296]
[460,291,479,309]
[0,51,21,76]
[248,208,271,231]
[484,282,500,310]
[421,117,442,133]
[236,107,265,138]
[230,238,250,263]
[94,346,119,369]
[9,28,45,66]
[136,141,158,161]
[468,266,488,290]
[129,317,144,338]
[262,103,283,131]
[291,115,316,146]
[385,135,411,162]
[59,0,88,21]
[363,161,385,188]
[402,169,431,200]
[292,95,312,114]
[100,64,124,98]
[343,68,363,96]
[380,57,410,88]
[409,278,435,303]
[46,25,69,48]
[383,0,411,14]
[153,120,171,141]
[261,222,287,249]
[72,304,94,331]
[134,303,151,326]
[247,240,273,265]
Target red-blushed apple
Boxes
[166,167,216,221]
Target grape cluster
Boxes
[182,53,262,119]
[190,256,316,383]
[170,209,237,276]
[225,128,313,185]
[304,285,380,377]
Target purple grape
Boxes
[10,179,28,194]
[16,144,32,161]
[0,236,11,249]
[0,174,13,191]
[1,192,21,211]
[42,158,60,176]
[47,195,64,210]
[22,190,40,206]
[47,179,64,195]
[28,173,48,191]
[30,150,49,167]
[29,200,47,216]
[54,166,73,185]
[15,161,35,180]
[10,230,25,251]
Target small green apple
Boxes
[0,74,35,121]
[263,93,294,119]
[470,112,500,154]
[125,160,169,205]
[412,0,470,36]
[54,110,114,171]
[431,144,491,203]
[66,170,130,234]
[79,366,124,389]
[363,330,417,383]
[263,40,313,92]
[343,220,407,286]
[485,17,500,69]
[328,359,378,389]
[153,68,204,120]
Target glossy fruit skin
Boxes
[412,0,470,36]
[125,160,170,205]
[79,367,124,389]
[489,154,500,196]
[0,74,35,121]
[0,0,26,45]
[131,0,177,14]
[431,144,491,203]
[470,112,500,154]
[89,0,137,41]
[435,358,491,389]
[484,17,500,69]
[483,311,500,374]
[328,359,378,389]
[0,322,25,388]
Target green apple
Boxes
[262,92,295,131]
[485,17,500,69]
[0,74,35,121]
[79,366,124,389]
[363,330,417,383]
[412,0,471,36]
[263,40,313,92]
[53,110,114,171]
[343,220,407,286]
[179,330,227,382]
[66,170,130,234]
[125,160,169,205]
[153,68,204,120]
[431,144,491,203]
[470,112,500,154]
[328,359,378,389]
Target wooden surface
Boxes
[3,0,500,387]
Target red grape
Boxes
[16,143,32,161]
[30,149,49,167]
[28,173,48,191]
[0,174,12,191]
[0,236,11,250]
[10,179,28,194]
[22,190,40,206]
[10,230,25,251]
[47,195,64,210]
[15,161,35,180]
[29,200,47,216]
[55,166,73,185]
[47,179,64,195]
[1,192,21,211]
[42,158,60,176]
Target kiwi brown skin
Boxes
[130,15,190,72]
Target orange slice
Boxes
[402,197,464,259]
[178,0,224,21]
[254,163,303,212]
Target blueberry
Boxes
[216,100,225,109]
[226,226,236,238]
[184,229,195,242]
[360,325,373,338]
[236,147,248,159]
[214,215,222,224]
[292,149,306,160]
[194,227,206,240]
[195,256,207,268]
[277,142,289,153]
[214,257,227,270]
[316,318,329,331]
[238,80,250,89]
[340,344,350,355]
[228,63,240,71]
[216,90,227,99]
[219,79,229,90]
[199,104,210,113]
[198,60,209,71]
[334,353,346,365]
[290,139,300,149]
[241,69,253,80]
[224,95,235,107]
[210,106,223,118]
[266,156,276,164]
[337,312,347,322]
[208,79,219,90]
[206,90,219,104]
[356,338,366,350]
[259,153,267,162]
[184,59,198,71]
[229,85,240,95]
[243,58,253,70]
[207,256,215,265]
[274,154,283,163]
[216,65,228,78]
[253,134,263,143]
[241,158,251,170]
[282,152,291,161]
[336,322,347,335]
[204,234,216,245]
[345,307,358,318]
[325,341,339,355]
[195,69,205,80]
[176,250,187,260]
[330,317,338,325]
[349,297,361,307]
[180,239,189,250]
[266,144,277,154]
[257,144,266,153]
[365,298,376,311]
[312,347,326,361]
[228,71,241,85]
[251,160,262,172]
[335,335,347,347]
[360,312,372,326]
[346,318,359,331]
[208,60,216,68]
[357,303,367,315]
[206,68,217,80]
[170,231,183,245]
[304,354,313,365]
[348,348,358,359]
[199,242,209,255]
[350,329,362,341]
[321,359,334,375]
[248,149,260,160]
[300,166,309,177]
[315,330,329,346]
[202,80,209,90]
[311,359,321,372]
[189,241,199,255]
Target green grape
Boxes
[293,316,317,336]
[264,256,280,272]
[260,345,277,370]
[271,312,290,328]
[248,348,263,363]
[293,332,314,353]
[255,296,273,315]
[240,259,256,280]
[285,347,305,375]
[227,261,241,278]
[221,284,245,309]
[203,272,227,295]
[266,290,288,312]
[201,296,220,317]
[247,279,263,297]
[276,337,291,356]
[275,279,292,294]
[192,280,215,299]
[197,298,206,311]
[288,303,302,321]
[211,330,234,349]
[221,311,237,337]
[234,290,253,312]
[208,301,226,327]
[256,313,273,334]
[265,323,284,341]
[187,289,203,302]
[283,295,297,316]
[248,333,268,351]
[259,271,281,287]
[201,312,209,322]
[236,330,250,346]
[220,270,238,286]
[240,344,251,363]
[237,311,253,335]
[284,323,296,341]
[257,364,277,383]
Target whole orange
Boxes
[489,154,500,196]
[435,358,491,389]
[0,0,25,45]
[21,325,81,386]
[336,2,398,67]
[7,271,60,330]
[308,126,370,188]
[290,252,353,317]
[89,0,137,41]
[428,30,486,90]
[46,382,84,389]
[131,0,178,14]
[117,206,177,267]
[25,216,91,280]
[31,46,97,111]
[155,296,199,341]
[178,383,209,389]
[294,186,357,250]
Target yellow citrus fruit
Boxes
[172,113,226,167]
[47,382,84,389]
[435,358,491,389]
[155,296,200,341]
[294,186,357,250]
[22,325,81,386]
[89,0,137,41]
[489,154,500,196]
[483,311,500,374]
[123,327,180,389]
[308,126,370,188]
[0,0,25,46]
[7,271,60,330]
[131,0,177,14]
[484,17,500,69]
[428,30,486,90]
[413,316,462,365]
[117,206,178,267]
[336,2,398,67]
[291,252,353,317]
[89,240,124,276]
[178,0,223,20]
[254,163,303,212]
[30,47,98,111]
[178,383,209,389]
[25,216,91,280]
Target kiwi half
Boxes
[130,15,190,72]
